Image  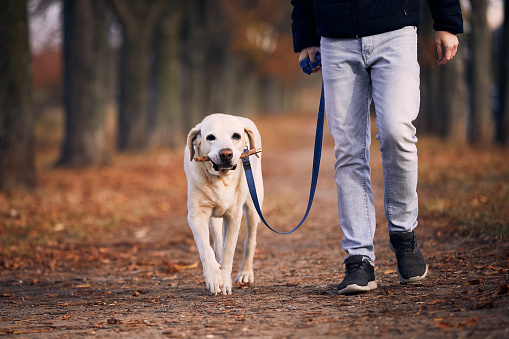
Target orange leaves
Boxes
[465,279,482,286]
[435,317,478,330]
[163,260,198,274]
[0,149,188,259]
[418,139,509,238]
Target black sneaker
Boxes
[337,255,377,295]
[389,231,428,283]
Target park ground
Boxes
[1,112,508,338]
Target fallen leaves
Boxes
[107,318,123,325]
[465,279,482,286]
[163,260,198,273]
[475,265,509,274]
[435,317,478,330]
[0,149,188,260]
[0,114,508,338]
[72,284,91,288]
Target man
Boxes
[291,1,463,295]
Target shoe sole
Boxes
[397,264,428,284]
[338,281,378,295]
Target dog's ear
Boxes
[244,127,260,158]
[187,124,202,162]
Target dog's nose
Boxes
[219,149,233,161]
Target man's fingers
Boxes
[436,42,444,64]
[438,43,456,66]
[443,44,454,63]
[299,46,318,63]
[435,31,459,66]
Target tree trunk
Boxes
[148,1,187,148]
[496,0,509,145]
[181,0,210,131]
[469,0,493,145]
[0,0,37,191]
[437,35,468,143]
[58,0,110,167]
[221,56,245,115]
[240,70,262,116]
[112,0,166,152]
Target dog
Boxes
[184,113,263,295]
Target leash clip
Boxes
[242,146,252,171]
[242,157,251,171]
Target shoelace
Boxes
[393,235,417,252]
[345,261,369,274]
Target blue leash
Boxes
[242,52,324,234]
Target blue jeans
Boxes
[321,27,420,263]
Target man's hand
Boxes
[435,31,459,66]
[299,46,321,73]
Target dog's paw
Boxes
[203,262,223,295]
[235,270,254,285]
[221,271,233,295]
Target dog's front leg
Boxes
[188,213,223,295]
[236,200,259,285]
[209,217,223,262]
[220,211,242,295]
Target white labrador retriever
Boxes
[184,113,263,295]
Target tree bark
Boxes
[58,0,110,167]
[469,0,493,145]
[0,0,37,191]
[112,0,167,152]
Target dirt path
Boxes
[1,114,508,338]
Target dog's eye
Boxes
[232,133,241,140]
[206,134,216,141]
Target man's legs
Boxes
[369,27,427,283]
[322,27,426,293]
[369,26,420,234]
[321,36,376,264]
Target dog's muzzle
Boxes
[211,148,238,171]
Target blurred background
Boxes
[0,0,508,188]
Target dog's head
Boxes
[187,114,257,174]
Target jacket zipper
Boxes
[352,0,359,38]
[401,0,408,16]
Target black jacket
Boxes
[291,0,463,52]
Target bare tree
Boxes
[0,0,37,191]
[469,0,493,145]
[112,0,167,152]
[58,0,111,167]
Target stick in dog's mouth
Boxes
[194,148,262,163]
